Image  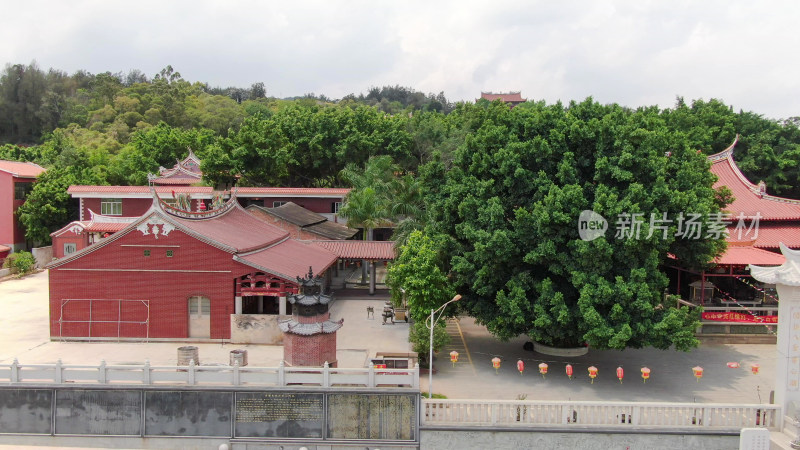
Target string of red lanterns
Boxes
[473,356,761,383]
[712,283,777,336]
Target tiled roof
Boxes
[305,221,359,240]
[480,92,526,102]
[83,222,130,233]
[234,187,350,197]
[313,240,396,260]
[714,245,785,266]
[726,223,800,249]
[235,239,338,281]
[170,205,289,253]
[0,160,45,178]
[248,203,359,240]
[262,202,326,227]
[709,141,800,221]
[68,185,213,195]
[152,177,201,185]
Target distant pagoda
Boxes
[279,267,343,367]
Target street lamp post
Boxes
[427,294,462,399]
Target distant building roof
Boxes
[479,92,527,103]
[149,150,203,186]
[234,187,350,197]
[67,185,214,197]
[0,160,46,178]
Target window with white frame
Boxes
[332,202,342,213]
[100,198,122,216]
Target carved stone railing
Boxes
[0,359,419,389]
[422,399,780,431]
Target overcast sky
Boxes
[1,1,798,119]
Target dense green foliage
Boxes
[2,251,36,275]
[408,321,450,366]
[426,100,716,350]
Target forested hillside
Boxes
[1,62,799,245]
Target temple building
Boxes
[478,92,527,108]
[47,192,341,341]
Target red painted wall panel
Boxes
[0,171,12,246]
[80,197,153,220]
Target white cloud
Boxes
[1,0,798,118]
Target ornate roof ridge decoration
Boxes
[749,243,800,286]
[155,188,237,220]
[708,135,800,206]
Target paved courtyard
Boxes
[0,270,777,406]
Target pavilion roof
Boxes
[235,239,337,281]
[0,160,45,178]
[714,245,785,266]
[313,240,396,260]
[709,138,800,221]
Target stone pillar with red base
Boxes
[279,267,343,367]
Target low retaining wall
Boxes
[230,314,289,344]
[31,246,52,268]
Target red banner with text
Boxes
[701,312,777,323]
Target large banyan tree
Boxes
[426,99,727,350]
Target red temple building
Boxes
[478,92,527,108]
[0,160,46,256]
[668,137,799,318]
[47,192,341,341]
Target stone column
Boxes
[279,296,287,316]
[369,261,376,295]
[750,243,800,433]
[234,296,242,314]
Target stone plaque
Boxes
[327,393,416,440]
[0,389,52,434]
[234,392,323,438]
[144,391,232,437]
[55,389,141,435]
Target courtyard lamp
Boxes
[427,294,462,398]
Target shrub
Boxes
[2,251,36,275]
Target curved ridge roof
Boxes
[709,138,800,221]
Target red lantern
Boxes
[616,366,624,384]
[751,364,760,375]
[727,362,740,369]
[517,360,524,375]
[539,362,548,379]
[198,201,206,211]
[588,366,598,384]
[692,366,703,382]
[641,367,650,383]
[450,351,459,367]
[565,364,573,379]
[492,357,501,374]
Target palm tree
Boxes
[338,187,390,284]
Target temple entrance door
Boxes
[188,296,210,338]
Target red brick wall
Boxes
[81,198,153,219]
[52,229,90,258]
[48,223,265,340]
[283,332,337,367]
